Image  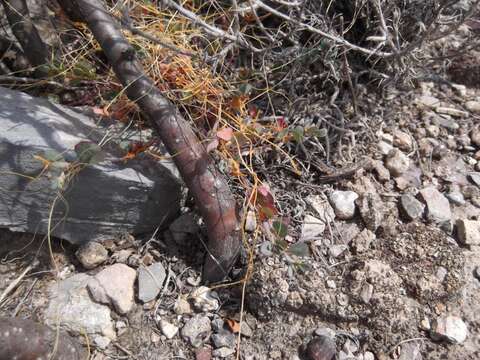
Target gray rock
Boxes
[400,194,425,220]
[138,262,166,303]
[419,187,452,223]
[469,172,480,187]
[212,347,235,358]
[75,242,108,269]
[212,331,236,348]
[378,140,394,156]
[174,296,193,315]
[465,101,480,115]
[372,160,391,182]
[159,320,179,339]
[305,336,336,360]
[181,315,212,347]
[446,187,466,205]
[0,87,181,244]
[329,244,348,258]
[301,215,326,240]
[191,286,220,312]
[433,114,459,131]
[393,130,413,152]
[456,219,480,245]
[399,341,422,360]
[45,274,115,339]
[385,149,410,177]
[88,264,136,314]
[329,191,358,220]
[431,316,468,344]
[364,352,376,360]
[360,283,374,304]
[94,336,111,349]
[306,196,336,223]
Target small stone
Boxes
[420,318,431,331]
[212,331,236,348]
[352,229,376,254]
[329,191,358,220]
[112,249,134,263]
[191,286,220,312]
[436,107,468,117]
[343,339,358,354]
[159,320,179,339]
[426,125,440,138]
[416,94,440,109]
[456,219,480,245]
[360,283,374,304]
[326,280,336,289]
[195,347,212,360]
[239,322,254,338]
[305,336,336,360]
[393,130,413,152]
[385,149,410,177]
[364,351,375,360]
[469,172,480,187]
[174,296,192,315]
[301,215,326,240]
[306,196,336,223]
[434,115,459,131]
[419,187,452,224]
[212,347,235,358]
[372,160,391,182]
[151,332,161,343]
[137,262,166,303]
[245,210,257,232]
[75,242,108,270]
[446,186,465,205]
[314,327,336,338]
[399,341,422,360]
[431,316,468,344]
[432,144,448,159]
[181,315,212,347]
[329,244,348,258]
[465,100,480,115]
[378,141,394,156]
[94,335,111,349]
[87,264,136,314]
[471,128,480,147]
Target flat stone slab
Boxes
[0,87,181,243]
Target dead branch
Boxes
[0,0,49,72]
[59,0,241,283]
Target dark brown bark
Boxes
[59,0,241,282]
[0,0,49,71]
[0,317,86,360]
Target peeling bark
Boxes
[0,317,86,360]
[59,0,241,282]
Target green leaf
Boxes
[287,242,310,257]
[291,126,304,143]
[272,219,288,238]
[42,149,63,162]
[74,141,105,164]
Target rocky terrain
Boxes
[1,76,480,360]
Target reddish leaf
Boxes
[225,318,241,333]
[216,127,234,142]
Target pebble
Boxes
[378,140,394,156]
[352,229,376,254]
[159,320,179,339]
[465,100,480,115]
[469,172,480,187]
[306,195,336,223]
[372,160,391,182]
[94,335,111,349]
[212,347,235,358]
[181,315,212,347]
[212,331,236,348]
[75,242,108,270]
[363,352,375,360]
[174,296,193,315]
[431,316,468,344]
[399,341,422,360]
[446,186,465,205]
[314,327,336,338]
[329,191,358,220]
[385,149,410,176]
[305,336,336,360]
[301,215,326,240]
[137,262,166,303]
[393,130,413,152]
[245,210,257,232]
[419,187,452,224]
[360,283,374,304]
[195,347,212,360]
[426,125,440,137]
[329,244,348,258]
[191,286,220,312]
[436,107,468,117]
[326,280,336,289]
[456,219,480,245]
[87,263,136,314]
